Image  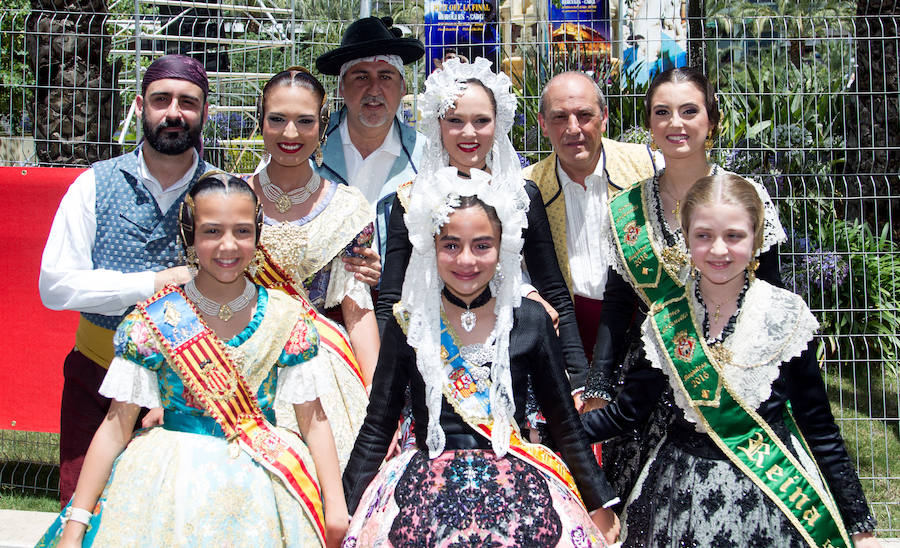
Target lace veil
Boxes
[401,166,527,458]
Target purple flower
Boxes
[514,112,525,127]
[805,251,850,289]
[517,152,530,169]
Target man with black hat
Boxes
[39,54,212,504]
[315,16,425,271]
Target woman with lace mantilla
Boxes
[342,168,620,547]
[581,174,879,547]
[40,173,348,547]
[375,57,591,400]
[247,68,376,468]
[586,67,789,501]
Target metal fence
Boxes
[1,0,898,533]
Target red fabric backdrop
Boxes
[1,166,85,432]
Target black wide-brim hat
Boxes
[316,16,425,76]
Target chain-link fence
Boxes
[1,0,897,532]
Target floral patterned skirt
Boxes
[37,426,323,547]
[343,449,607,548]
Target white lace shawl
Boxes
[401,167,527,457]
[641,279,819,432]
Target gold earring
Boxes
[186,246,199,276]
[705,133,714,151]
[649,135,658,151]
[689,257,699,279]
[315,134,327,167]
[747,259,759,282]
[246,249,263,277]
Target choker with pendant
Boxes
[442,286,493,332]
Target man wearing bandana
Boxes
[315,16,426,281]
[39,54,211,504]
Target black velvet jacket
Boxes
[586,247,784,400]
[581,339,876,532]
[374,180,590,388]
[343,299,616,514]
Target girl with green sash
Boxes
[581,174,879,547]
[342,167,620,546]
[41,173,349,547]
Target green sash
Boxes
[608,183,851,547]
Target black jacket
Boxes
[344,299,615,514]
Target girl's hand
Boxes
[589,507,620,545]
[325,508,350,548]
[852,532,882,547]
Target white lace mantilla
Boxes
[641,280,819,432]
[606,170,788,284]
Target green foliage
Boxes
[0,0,32,135]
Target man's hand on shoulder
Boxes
[154,266,192,292]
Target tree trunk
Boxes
[844,0,899,233]
[26,0,121,165]
[687,0,706,69]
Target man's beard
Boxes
[142,115,201,155]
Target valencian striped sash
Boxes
[138,286,326,545]
[249,244,366,387]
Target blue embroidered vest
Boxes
[82,150,207,329]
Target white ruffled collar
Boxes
[641,279,819,432]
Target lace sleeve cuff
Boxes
[275,352,336,405]
[325,255,374,310]
[98,357,162,408]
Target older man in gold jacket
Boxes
[523,71,657,408]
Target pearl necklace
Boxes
[184,278,256,322]
[259,166,322,214]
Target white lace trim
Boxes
[324,255,374,310]
[99,357,162,408]
[274,352,335,406]
[402,166,527,458]
[642,280,819,432]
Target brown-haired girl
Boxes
[41,173,348,547]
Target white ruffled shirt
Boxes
[99,351,333,409]
[558,152,611,299]
[39,146,199,316]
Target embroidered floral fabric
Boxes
[342,450,607,548]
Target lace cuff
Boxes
[325,255,373,310]
[98,357,162,408]
[275,352,336,405]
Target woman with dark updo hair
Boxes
[583,68,790,505]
